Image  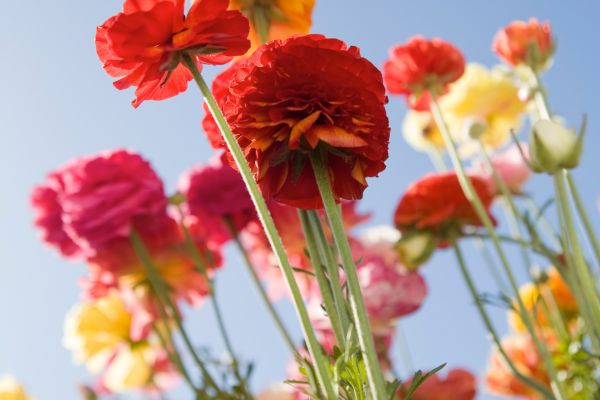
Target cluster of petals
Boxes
[0,375,33,400]
[63,292,178,394]
[241,200,368,300]
[394,172,495,244]
[401,109,446,153]
[383,36,465,110]
[96,0,250,107]
[492,18,554,69]
[399,368,477,400]
[220,34,390,209]
[229,0,316,54]
[508,267,578,333]
[470,143,531,195]
[178,152,257,245]
[440,63,525,155]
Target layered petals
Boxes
[493,19,554,70]
[221,34,390,209]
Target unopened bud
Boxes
[529,119,583,173]
[395,230,437,270]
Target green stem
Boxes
[452,244,554,399]
[305,210,352,337]
[129,231,221,393]
[224,219,297,354]
[430,98,566,400]
[299,209,347,348]
[529,69,552,120]
[153,321,198,393]
[310,152,387,399]
[566,172,600,264]
[182,54,336,398]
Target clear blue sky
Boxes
[2,1,600,399]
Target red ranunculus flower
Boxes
[221,34,390,209]
[202,62,242,149]
[96,0,250,108]
[394,173,495,243]
[492,19,554,70]
[399,368,477,400]
[34,150,168,255]
[178,153,256,244]
[383,36,465,111]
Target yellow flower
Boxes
[230,0,315,53]
[0,375,33,400]
[102,344,157,393]
[402,110,446,152]
[508,267,578,332]
[441,63,525,155]
[63,292,132,372]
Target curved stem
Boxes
[453,243,554,399]
[224,219,297,353]
[566,172,600,264]
[430,98,565,400]
[182,54,336,398]
[310,152,387,399]
[299,210,346,347]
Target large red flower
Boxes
[96,0,250,108]
[220,34,390,209]
[383,36,465,111]
[492,19,554,70]
[394,173,495,242]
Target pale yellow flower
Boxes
[63,292,132,373]
[230,0,315,53]
[402,110,446,152]
[0,375,33,400]
[441,63,525,155]
[102,344,156,393]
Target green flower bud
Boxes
[394,230,437,270]
[529,119,584,173]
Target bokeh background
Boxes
[2,1,600,399]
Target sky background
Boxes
[2,1,600,399]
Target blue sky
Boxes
[2,1,600,399]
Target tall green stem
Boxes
[566,172,600,264]
[310,152,387,399]
[430,98,565,399]
[299,210,346,348]
[453,244,554,399]
[224,220,297,353]
[182,55,336,398]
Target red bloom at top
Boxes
[201,62,242,149]
[32,149,168,256]
[383,36,465,110]
[220,34,390,209]
[394,173,495,242]
[178,153,257,244]
[492,19,554,71]
[400,368,477,400]
[96,0,250,108]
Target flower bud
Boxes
[394,230,437,270]
[529,119,583,173]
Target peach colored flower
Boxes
[493,19,554,71]
[470,143,531,195]
[399,368,476,400]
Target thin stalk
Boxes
[431,98,566,400]
[473,238,510,293]
[310,152,387,399]
[525,198,562,249]
[566,172,600,264]
[224,219,297,353]
[529,69,551,120]
[453,243,554,399]
[153,320,198,393]
[129,231,221,393]
[299,209,346,348]
[182,54,336,398]
[306,210,352,336]
[427,149,448,172]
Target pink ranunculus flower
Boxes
[33,149,168,256]
[31,172,83,259]
[399,368,477,400]
[355,226,428,323]
[178,152,257,245]
[471,143,531,195]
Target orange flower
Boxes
[230,0,315,53]
[492,19,554,71]
[399,368,477,400]
[393,173,495,244]
[383,36,465,110]
[509,267,578,332]
[485,332,555,398]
